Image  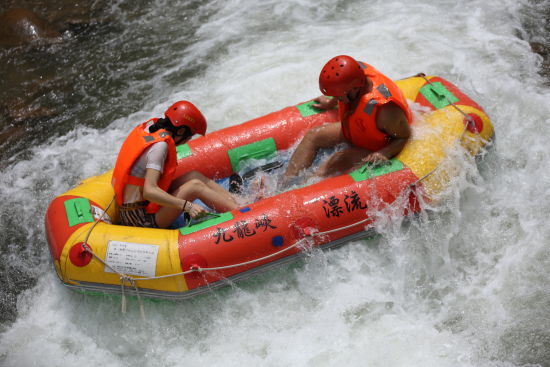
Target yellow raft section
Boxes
[59,171,188,293]
[396,76,494,198]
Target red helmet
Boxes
[319,55,366,97]
[164,101,207,136]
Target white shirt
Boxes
[123,125,169,203]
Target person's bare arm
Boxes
[284,122,345,178]
[362,103,411,164]
[142,168,205,217]
[312,95,338,110]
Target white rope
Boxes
[120,276,127,313]
[77,210,373,315]
[312,217,371,236]
[80,196,145,318]
[83,214,371,283]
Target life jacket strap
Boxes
[126,175,145,186]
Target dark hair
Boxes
[150,118,192,140]
[149,117,174,133]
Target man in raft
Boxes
[112,101,238,228]
[284,55,412,180]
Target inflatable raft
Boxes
[45,75,494,300]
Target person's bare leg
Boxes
[284,122,345,178]
[155,179,238,228]
[179,178,237,212]
[154,206,183,229]
[170,171,238,207]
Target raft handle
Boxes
[186,212,221,227]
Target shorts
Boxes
[119,201,159,228]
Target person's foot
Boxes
[251,176,266,202]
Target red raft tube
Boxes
[44,75,494,300]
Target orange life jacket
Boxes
[111,119,177,213]
[340,62,412,152]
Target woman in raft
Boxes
[111,100,238,228]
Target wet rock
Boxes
[0,8,62,47]
[0,4,110,151]
[4,101,56,123]
[0,91,57,156]
[530,42,550,79]
[0,124,26,151]
[531,42,549,58]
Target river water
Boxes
[1,0,549,366]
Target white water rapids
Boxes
[1,0,549,366]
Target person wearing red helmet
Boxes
[284,55,412,180]
[112,100,238,228]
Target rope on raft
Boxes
[81,195,372,317]
[80,196,145,318]
[84,212,372,278]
